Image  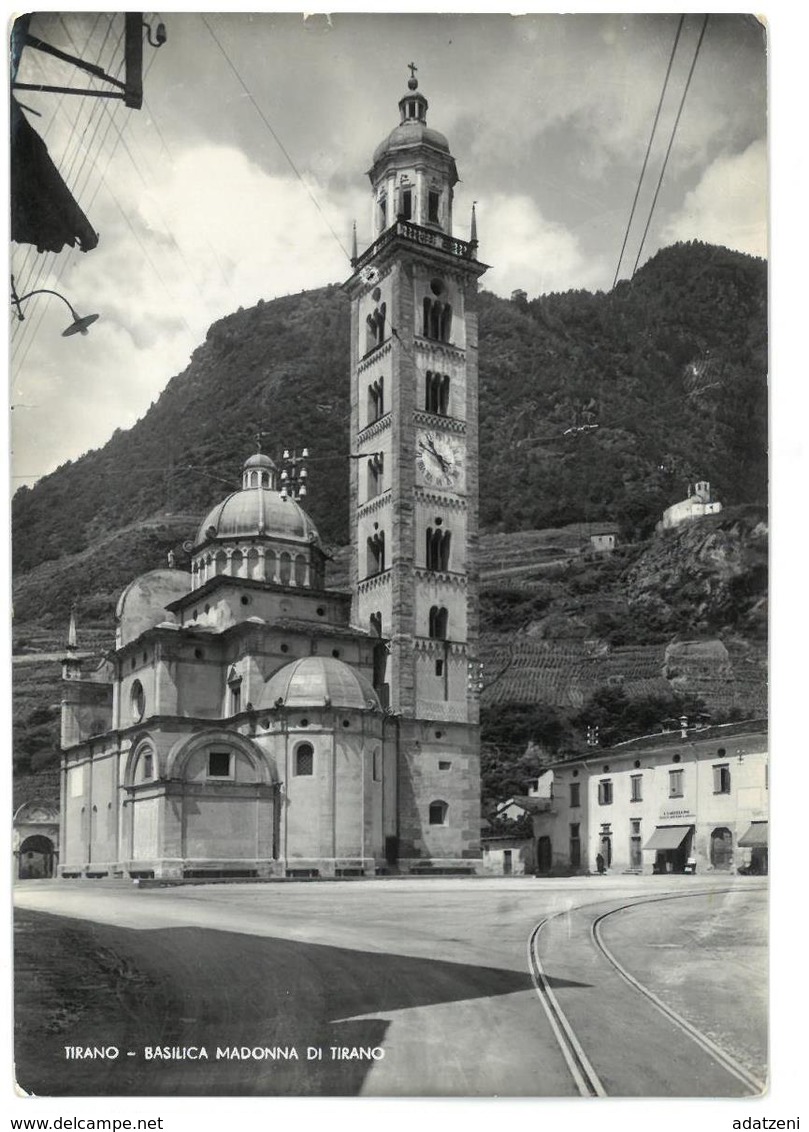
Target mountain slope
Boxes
[12,241,767,575]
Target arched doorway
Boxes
[18,834,55,879]
[536,835,552,874]
[710,827,734,870]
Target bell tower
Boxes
[344,67,488,870]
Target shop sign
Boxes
[660,807,695,820]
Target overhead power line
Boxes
[631,14,710,279]
[611,15,685,290]
[200,14,350,261]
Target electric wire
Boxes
[200,13,350,260]
[631,15,710,279]
[611,15,685,290]
[11,23,127,364]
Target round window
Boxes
[131,680,145,723]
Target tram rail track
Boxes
[527,887,766,1098]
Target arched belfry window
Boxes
[426,527,451,571]
[423,299,451,343]
[425,371,450,415]
[367,531,386,576]
[367,452,384,498]
[367,378,384,422]
[429,606,448,640]
[365,304,386,354]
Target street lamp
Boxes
[10,275,99,337]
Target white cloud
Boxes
[474,192,606,297]
[11,142,366,486]
[661,139,768,258]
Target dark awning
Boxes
[738,821,768,848]
[643,825,693,851]
[11,97,98,253]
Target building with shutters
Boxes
[528,720,768,876]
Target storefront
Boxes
[738,820,768,874]
[644,824,694,873]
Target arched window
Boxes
[428,606,448,640]
[367,377,384,421]
[423,299,452,343]
[372,749,382,782]
[295,743,314,777]
[215,551,227,575]
[426,527,451,571]
[227,670,242,716]
[367,532,385,576]
[425,371,449,415]
[370,611,383,637]
[367,452,384,497]
[377,193,387,232]
[279,552,292,585]
[428,800,448,825]
[294,554,307,587]
[710,827,733,869]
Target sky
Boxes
[9,11,768,486]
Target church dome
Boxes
[194,453,318,548]
[196,491,319,546]
[260,656,381,711]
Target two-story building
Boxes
[530,720,768,876]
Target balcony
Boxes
[353,219,478,272]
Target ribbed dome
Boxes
[373,121,450,165]
[196,490,319,546]
[260,657,381,711]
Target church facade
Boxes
[58,72,486,880]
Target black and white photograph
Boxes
[8,7,784,1119]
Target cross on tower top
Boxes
[407,61,417,80]
[407,61,418,90]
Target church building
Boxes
[58,70,487,880]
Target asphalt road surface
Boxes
[14,875,767,1098]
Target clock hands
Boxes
[423,437,449,472]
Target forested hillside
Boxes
[13,240,766,575]
[11,240,768,815]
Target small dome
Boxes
[260,657,381,711]
[195,490,320,546]
[373,121,450,165]
[244,452,276,471]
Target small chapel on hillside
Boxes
[58,69,487,879]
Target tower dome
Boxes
[367,66,458,238]
[260,656,381,711]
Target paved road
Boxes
[14,875,767,1097]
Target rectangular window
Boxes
[438,760,451,771]
[713,763,731,794]
[630,820,642,867]
[208,751,231,778]
[669,768,684,798]
[569,823,581,868]
[142,753,153,780]
[401,188,412,220]
[598,779,613,805]
[435,658,444,677]
[630,774,643,802]
[569,782,580,808]
[428,190,440,223]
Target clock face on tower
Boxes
[416,430,464,490]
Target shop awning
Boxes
[738,821,768,848]
[643,825,693,851]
